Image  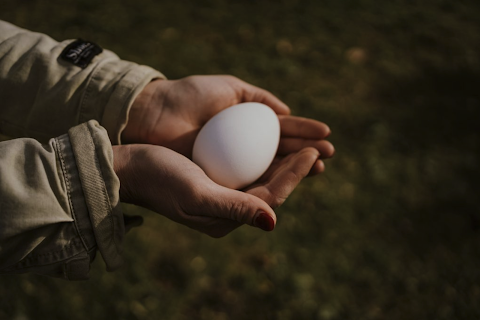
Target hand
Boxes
[122,75,334,173]
[113,144,320,237]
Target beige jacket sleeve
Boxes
[0,20,165,280]
[0,121,124,280]
[0,20,165,144]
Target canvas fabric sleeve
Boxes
[0,20,165,144]
[0,120,124,280]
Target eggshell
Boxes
[192,102,280,189]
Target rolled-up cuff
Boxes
[68,120,125,271]
[79,58,165,145]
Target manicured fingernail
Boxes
[255,212,275,231]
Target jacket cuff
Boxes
[67,120,125,271]
[79,58,165,145]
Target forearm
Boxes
[0,20,165,144]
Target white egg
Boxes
[192,102,280,189]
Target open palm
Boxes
[113,144,320,237]
[122,75,334,174]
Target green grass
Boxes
[1,0,480,319]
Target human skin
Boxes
[113,75,334,236]
[112,144,320,237]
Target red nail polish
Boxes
[255,212,275,231]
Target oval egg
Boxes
[192,102,280,189]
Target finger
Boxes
[278,138,335,158]
[248,147,319,208]
[200,184,278,232]
[279,115,331,139]
[308,159,325,176]
[241,83,291,115]
[260,153,325,181]
[254,153,295,185]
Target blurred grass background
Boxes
[1,0,480,319]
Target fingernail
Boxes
[255,212,275,231]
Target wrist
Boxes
[121,79,165,144]
[112,145,136,204]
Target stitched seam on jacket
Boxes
[85,123,117,250]
[114,71,140,136]
[16,237,84,260]
[53,137,89,251]
[2,237,85,271]
[78,57,118,125]
[68,122,123,270]
[0,118,50,140]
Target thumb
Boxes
[202,185,277,231]
[233,77,290,115]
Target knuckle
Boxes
[224,74,239,81]
[264,185,288,209]
[227,199,249,223]
[272,195,287,209]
